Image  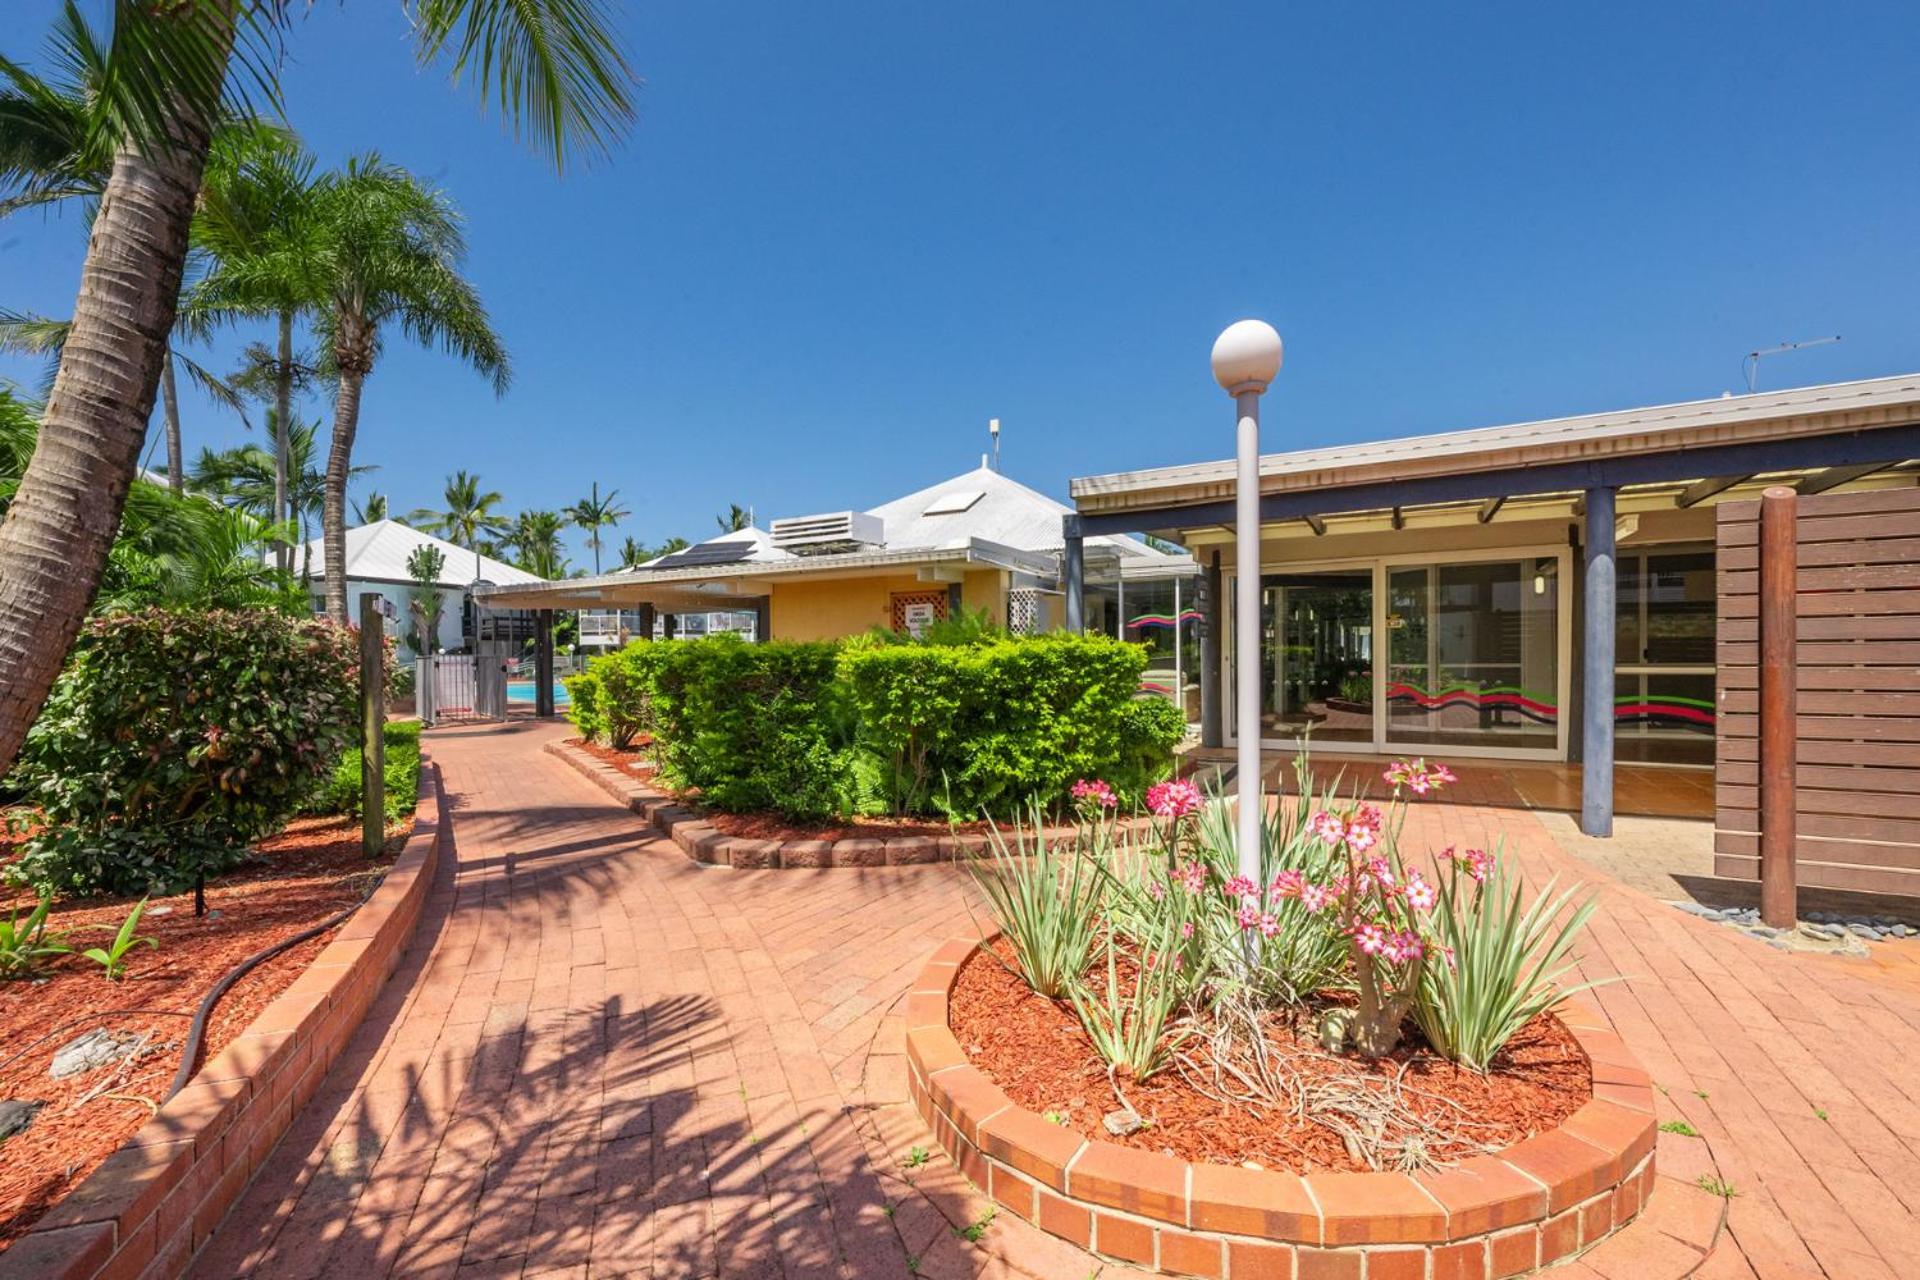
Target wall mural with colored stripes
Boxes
[1613,694,1714,729]
[1125,610,1204,630]
[1385,681,1559,726]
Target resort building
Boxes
[487,462,1197,691]
[1065,373,1920,846]
[288,520,543,656]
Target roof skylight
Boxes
[922,489,984,515]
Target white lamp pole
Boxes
[1210,320,1283,885]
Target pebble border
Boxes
[906,936,1659,1279]
[0,759,451,1280]
[546,737,1155,868]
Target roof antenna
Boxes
[1743,335,1841,393]
[989,417,1001,472]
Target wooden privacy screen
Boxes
[1716,486,1920,897]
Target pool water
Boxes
[506,681,571,705]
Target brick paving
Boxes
[190,719,1920,1278]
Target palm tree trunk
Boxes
[160,350,184,495]
[273,308,293,572]
[0,113,224,772]
[323,363,367,624]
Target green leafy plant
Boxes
[10,609,363,896]
[302,721,423,824]
[1659,1119,1700,1137]
[954,1207,996,1243]
[82,898,157,981]
[1697,1174,1738,1199]
[0,893,71,979]
[1412,850,1605,1072]
[1068,906,1203,1085]
[902,1146,930,1169]
[963,805,1104,999]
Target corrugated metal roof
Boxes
[865,464,1159,557]
[1071,372,1920,511]
[289,520,544,587]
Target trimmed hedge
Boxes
[567,631,1183,821]
[9,608,363,895]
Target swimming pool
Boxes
[506,680,571,705]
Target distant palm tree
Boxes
[568,481,630,574]
[412,469,510,556]
[298,159,508,621]
[715,502,752,533]
[189,416,369,582]
[508,509,569,580]
[616,535,649,569]
[353,491,390,523]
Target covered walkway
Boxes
[191,720,1920,1278]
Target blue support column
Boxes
[1063,514,1085,634]
[1581,487,1616,837]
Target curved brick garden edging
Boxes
[547,737,1155,869]
[0,758,451,1280]
[904,936,1659,1279]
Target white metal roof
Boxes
[865,464,1162,558]
[288,520,545,588]
[1071,372,1920,513]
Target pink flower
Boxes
[1406,772,1432,796]
[1237,902,1262,930]
[1257,912,1280,938]
[1429,763,1457,786]
[1180,920,1195,939]
[1146,779,1203,819]
[1403,872,1437,912]
[1145,879,1167,901]
[1383,760,1413,788]
[1223,874,1256,899]
[1308,810,1347,846]
[1269,870,1305,900]
[1175,861,1208,894]
[1300,883,1332,913]
[1353,922,1387,956]
[1070,779,1118,809]
[1367,857,1396,889]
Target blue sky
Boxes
[4,2,1917,567]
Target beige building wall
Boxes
[767,569,1010,641]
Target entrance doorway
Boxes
[1259,570,1374,745]
[1614,546,1715,766]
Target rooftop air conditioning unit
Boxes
[768,510,885,556]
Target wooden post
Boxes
[534,610,555,719]
[1759,486,1798,927]
[360,595,386,860]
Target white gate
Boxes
[417,655,508,724]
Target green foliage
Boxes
[80,898,157,981]
[303,721,423,824]
[565,642,659,750]
[647,636,859,822]
[859,605,1004,648]
[1068,905,1202,1084]
[0,893,71,979]
[840,632,1182,817]
[10,609,362,896]
[964,805,1104,999]
[1412,851,1604,1072]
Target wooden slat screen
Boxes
[1715,486,1920,896]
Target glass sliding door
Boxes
[1385,558,1560,752]
[1615,547,1715,765]
[1257,570,1374,745]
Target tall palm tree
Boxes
[508,509,569,580]
[412,469,510,560]
[568,480,629,574]
[0,3,633,774]
[716,502,753,532]
[301,162,507,622]
[353,491,390,523]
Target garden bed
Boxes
[908,936,1659,1278]
[0,812,411,1247]
[949,938,1589,1174]
[551,737,1157,866]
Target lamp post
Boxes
[1211,320,1284,885]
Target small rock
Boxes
[1750,925,1780,939]
[1894,925,1913,939]
[0,1100,41,1141]
[1103,1109,1145,1137]
[1673,901,1716,918]
[1796,923,1828,942]
[1848,924,1880,941]
[50,1029,142,1080]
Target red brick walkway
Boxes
[189,721,1920,1278]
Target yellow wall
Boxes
[768,570,1009,641]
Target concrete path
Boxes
[189,720,1920,1279]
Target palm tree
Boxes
[189,416,366,581]
[413,469,510,559]
[716,502,753,533]
[568,481,629,574]
[303,162,508,622]
[354,491,390,524]
[0,4,633,774]
[508,509,569,580]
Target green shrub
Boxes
[305,721,423,824]
[839,632,1183,817]
[564,669,607,743]
[648,636,857,822]
[9,608,363,896]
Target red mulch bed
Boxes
[0,813,411,1245]
[568,738,999,841]
[948,940,1590,1174]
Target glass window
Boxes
[1255,569,1374,745]
[1386,559,1558,751]
[1123,577,1180,703]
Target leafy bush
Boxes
[563,668,607,742]
[304,721,424,824]
[0,893,69,979]
[840,632,1183,817]
[9,609,362,896]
